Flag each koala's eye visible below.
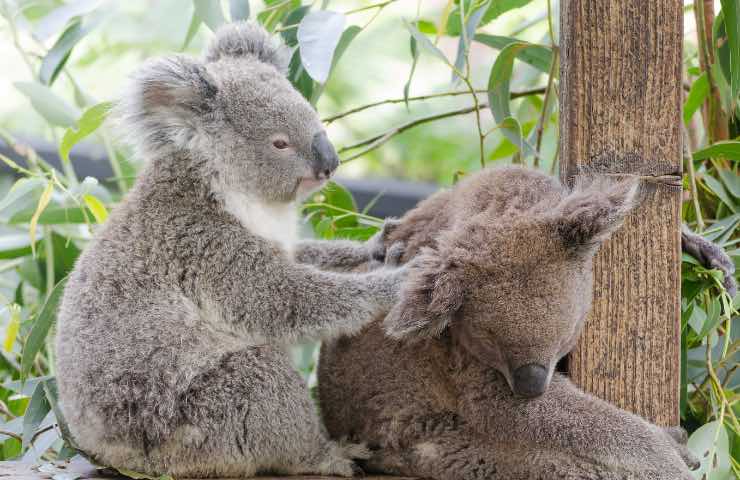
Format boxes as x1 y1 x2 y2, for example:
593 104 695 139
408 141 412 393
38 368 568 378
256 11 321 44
272 139 289 149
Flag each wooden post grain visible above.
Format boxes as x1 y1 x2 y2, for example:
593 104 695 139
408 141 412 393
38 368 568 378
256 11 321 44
559 0 683 426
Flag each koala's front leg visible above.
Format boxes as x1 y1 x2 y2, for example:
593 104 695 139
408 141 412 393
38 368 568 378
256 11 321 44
294 218 404 270
459 372 696 479
198 226 405 342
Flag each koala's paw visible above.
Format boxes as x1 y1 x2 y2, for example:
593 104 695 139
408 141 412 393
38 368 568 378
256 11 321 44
682 228 737 297
337 439 372 461
385 241 406 266
368 218 404 263
660 426 700 471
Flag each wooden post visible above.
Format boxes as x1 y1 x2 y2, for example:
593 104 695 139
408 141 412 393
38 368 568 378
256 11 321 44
559 0 683 426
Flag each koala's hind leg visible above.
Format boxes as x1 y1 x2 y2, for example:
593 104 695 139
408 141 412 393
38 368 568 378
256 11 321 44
169 346 363 478
362 431 644 480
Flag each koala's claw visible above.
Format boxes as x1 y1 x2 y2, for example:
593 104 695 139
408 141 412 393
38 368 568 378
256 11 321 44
369 218 404 263
682 227 737 298
385 241 406 266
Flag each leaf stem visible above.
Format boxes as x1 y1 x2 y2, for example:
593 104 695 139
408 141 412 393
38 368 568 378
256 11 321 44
344 0 398 16
534 49 559 168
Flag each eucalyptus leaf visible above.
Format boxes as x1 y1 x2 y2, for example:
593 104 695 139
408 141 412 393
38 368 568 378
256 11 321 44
474 34 552 73
59 101 113 164
716 168 740 198
39 19 93 86
280 6 310 47
21 277 69 380
447 0 533 36
0 235 38 260
310 25 361 104
687 421 732 480
693 141 740 162
718 0 740 101
182 12 202 51
14 82 78 128
703 174 737 213
9 206 89 225
404 20 450 67
683 73 709 125
194 0 225 31
229 0 250 21
34 0 101 41
297 10 346 83
404 33 420 108
21 383 50 449
452 0 488 83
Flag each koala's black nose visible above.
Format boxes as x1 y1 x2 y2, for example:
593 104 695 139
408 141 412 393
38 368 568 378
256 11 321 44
311 131 339 179
512 363 548 398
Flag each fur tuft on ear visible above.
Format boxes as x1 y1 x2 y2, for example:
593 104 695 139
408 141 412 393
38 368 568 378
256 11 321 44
555 176 639 250
383 248 464 341
113 55 219 159
204 21 290 74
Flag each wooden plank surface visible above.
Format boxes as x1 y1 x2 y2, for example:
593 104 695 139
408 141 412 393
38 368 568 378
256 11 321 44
559 0 683 426
0 459 417 480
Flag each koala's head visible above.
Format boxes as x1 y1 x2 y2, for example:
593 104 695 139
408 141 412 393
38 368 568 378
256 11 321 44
383 177 638 398
117 21 337 203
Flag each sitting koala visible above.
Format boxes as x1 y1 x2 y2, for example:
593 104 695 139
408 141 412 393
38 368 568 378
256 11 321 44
55 22 404 478
319 166 700 479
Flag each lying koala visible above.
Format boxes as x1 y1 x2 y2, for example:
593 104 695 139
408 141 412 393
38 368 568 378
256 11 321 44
319 166 700 480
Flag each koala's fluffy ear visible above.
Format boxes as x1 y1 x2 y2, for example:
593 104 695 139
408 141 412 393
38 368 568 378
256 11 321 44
115 55 219 158
204 21 290 75
555 176 639 250
383 249 464 341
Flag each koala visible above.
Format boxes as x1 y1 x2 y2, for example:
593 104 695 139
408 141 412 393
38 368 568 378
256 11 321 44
319 166 701 480
54 22 405 478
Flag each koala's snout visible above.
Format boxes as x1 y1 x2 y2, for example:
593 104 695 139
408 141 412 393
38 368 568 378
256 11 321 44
512 363 548 398
311 131 339 180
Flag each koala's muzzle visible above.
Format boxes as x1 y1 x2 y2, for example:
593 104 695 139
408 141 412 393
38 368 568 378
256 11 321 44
512 363 548 398
311 131 339 180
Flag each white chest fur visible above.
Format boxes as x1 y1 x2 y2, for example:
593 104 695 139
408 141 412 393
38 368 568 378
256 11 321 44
223 191 298 254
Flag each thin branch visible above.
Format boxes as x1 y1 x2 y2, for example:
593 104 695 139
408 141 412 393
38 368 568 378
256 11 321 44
534 49 559 168
339 103 487 163
344 0 398 15
683 125 705 230
0 429 21 442
323 87 545 124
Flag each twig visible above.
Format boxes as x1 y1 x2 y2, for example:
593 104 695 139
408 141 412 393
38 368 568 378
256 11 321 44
534 49 558 168
323 88 544 124
0 429 21 442
344 0 398 15
339 103 487 163
683 126 705 230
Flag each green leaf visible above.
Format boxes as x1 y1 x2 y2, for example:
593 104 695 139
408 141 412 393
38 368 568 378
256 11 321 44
693 141 740 162
193 0 225 31
82 194 108 223
182 11 202 51
688 421 732 480
487 43 539 157
8 206 88 225
21 382 50 449
303 181 359 234
310 25 361 105
474 34 552 73
404 33 420 109
404 20 450 67
59 101 112 164
288 50 314 101
719 0 740 101
34 0 100 41
0 234 38 260
447 0 533 36
280 6 310 47
297 10 346 83
683 72 709 125
452 1 489 83
21 277 68 380
39 19 93 86
717 168 740 198
0 178 46 223
417 19 437 34
704 174 738 213
229 0 250 21
14 82 78 128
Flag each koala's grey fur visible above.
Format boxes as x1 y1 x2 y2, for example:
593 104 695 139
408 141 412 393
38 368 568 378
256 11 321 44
55 22 405 478
319 166 700 480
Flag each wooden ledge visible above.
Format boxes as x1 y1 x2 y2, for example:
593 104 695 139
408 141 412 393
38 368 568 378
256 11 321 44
0 459 416 480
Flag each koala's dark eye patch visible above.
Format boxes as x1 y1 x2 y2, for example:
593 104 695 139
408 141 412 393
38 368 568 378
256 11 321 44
273 139 289 149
